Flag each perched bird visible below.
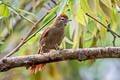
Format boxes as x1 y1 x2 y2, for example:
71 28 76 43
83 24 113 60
30 14 71 73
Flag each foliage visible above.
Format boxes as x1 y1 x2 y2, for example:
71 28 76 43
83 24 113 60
0 0 120 80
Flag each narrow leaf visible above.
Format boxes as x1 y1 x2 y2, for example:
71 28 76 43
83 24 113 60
5 18 10 34
0 4 10 17
15 8 35 17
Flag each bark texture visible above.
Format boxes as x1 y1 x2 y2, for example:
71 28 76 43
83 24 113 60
1 47 120 72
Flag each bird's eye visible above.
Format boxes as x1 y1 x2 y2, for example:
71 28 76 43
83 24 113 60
61 18 65 21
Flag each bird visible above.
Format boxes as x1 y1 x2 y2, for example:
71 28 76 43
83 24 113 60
30 13 71 73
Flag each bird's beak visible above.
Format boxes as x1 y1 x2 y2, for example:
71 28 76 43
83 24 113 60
67 19 72 22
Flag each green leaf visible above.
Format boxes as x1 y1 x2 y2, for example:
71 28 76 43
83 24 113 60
72 24 81 48
64 37 73 44
61 38 66 48
65 25 70 38
80 0 95 17
2 0 12 6
42 0 68 24
0 19 2 26
76 8 86 26
0 36 4 41
111 8 118 31
42 5 59 22
2 0 8 3
0 36 4 45
5 18 10 34
68 0 72 10
69 17 76 39
99 0 112 20
98 17 107 43
101 0 112 9
90 29 99 47
0 41 4 45
0 4 10 17
69 0 79 15
0 1 2 4
26 33 40 45
88 0 96 13
57 0 68 15
42 0 68 23
15 8 35 17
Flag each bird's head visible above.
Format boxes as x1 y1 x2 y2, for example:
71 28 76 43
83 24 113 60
54 14 71 27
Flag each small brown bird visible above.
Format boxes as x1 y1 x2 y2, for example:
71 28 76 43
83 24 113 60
30 14 71 73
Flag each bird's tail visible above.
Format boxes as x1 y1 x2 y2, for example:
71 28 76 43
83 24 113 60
30 64 46 73
30 48 49 73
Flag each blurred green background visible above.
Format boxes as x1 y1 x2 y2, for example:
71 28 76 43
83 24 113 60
1 0 120 80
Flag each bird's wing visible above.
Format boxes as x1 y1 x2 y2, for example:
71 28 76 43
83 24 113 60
40 27 50 41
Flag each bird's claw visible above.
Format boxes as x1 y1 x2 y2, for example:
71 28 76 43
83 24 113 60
55 44 64 54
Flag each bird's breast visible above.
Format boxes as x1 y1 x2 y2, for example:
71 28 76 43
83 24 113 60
41 27 65 49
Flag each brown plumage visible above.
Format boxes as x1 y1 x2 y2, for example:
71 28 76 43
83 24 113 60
30 14 71 73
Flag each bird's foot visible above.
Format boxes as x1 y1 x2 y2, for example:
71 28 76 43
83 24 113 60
55 44 64 54
55 44 60 50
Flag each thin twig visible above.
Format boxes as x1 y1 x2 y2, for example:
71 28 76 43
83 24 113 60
113 35 116 46
86 13 120 46
86 13 120 37
24 15 56 42
6 4 35 24
3 1 33 40
1 0 60 59
51 0 57 5
2 12 50 59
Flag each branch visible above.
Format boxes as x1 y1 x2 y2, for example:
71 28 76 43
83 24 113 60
3 1 33 39
1 47 120 72
4 3 35 24
8 6 35 24
86 13 120 46
3 11 55 59
3 16 43 58
24 15 56 42
2 1 58 58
